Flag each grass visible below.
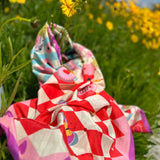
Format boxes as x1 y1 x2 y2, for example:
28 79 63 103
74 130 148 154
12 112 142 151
0 0 160 159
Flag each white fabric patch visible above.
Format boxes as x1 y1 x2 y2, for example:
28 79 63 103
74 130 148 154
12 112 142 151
76 111 102 132
15 120 27 141
69 130 92 155
103 119 115 139
101 134 114 157
28 107 36 119
93 154 104 160
85 95 109 112
37 88 50 105
29 128 68 157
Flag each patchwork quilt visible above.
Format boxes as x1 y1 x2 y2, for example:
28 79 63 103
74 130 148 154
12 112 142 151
0 23 152 160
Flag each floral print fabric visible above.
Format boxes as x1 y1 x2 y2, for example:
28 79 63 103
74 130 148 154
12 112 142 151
0 23 152 160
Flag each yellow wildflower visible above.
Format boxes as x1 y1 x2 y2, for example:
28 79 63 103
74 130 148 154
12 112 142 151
121 1 127 9
158 37 160 45
154 31 160 37
105 2 110 6
60 0 76 17
9 0 16 3
15 15 22 21
113 2 121 10
158 68 160 76
131 34 138 43
148 27 154 35
146 33 152 38
127 20 133 28
17 0 26 4
141 27 148 35
105 0 160 48
16 15 21 19
88 13 94 20
145 41 152 49
135 24 140 30
152 39 159 49
96 17 103 25
59 0 65 3
99 4 103 10
132 16 138 23
142 39 146 44
155 4 160 9
121 10 129 18
106 21 114 30
4 7 10 13
129 2 138 14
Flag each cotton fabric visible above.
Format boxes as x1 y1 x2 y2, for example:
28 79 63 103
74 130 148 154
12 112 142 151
0 23 152 160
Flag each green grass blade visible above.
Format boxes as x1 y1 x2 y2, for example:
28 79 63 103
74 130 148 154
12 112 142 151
7 59 32 77
0 42 2 78
7 72 22 107
7 37 13 60
0 65 8 85
6 46 26 72
2 149 6 160
1 92 6 109
0 16 31 35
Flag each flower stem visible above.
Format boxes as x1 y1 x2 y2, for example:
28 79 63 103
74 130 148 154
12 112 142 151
0 16 31 35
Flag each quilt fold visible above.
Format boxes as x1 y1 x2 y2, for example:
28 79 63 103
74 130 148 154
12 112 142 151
0 23 152 160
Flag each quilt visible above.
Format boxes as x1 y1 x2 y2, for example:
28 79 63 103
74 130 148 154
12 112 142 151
0 23 152 160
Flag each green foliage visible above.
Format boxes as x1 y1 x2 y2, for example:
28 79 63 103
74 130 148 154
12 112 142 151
0 13 34 159
0 0 160 159
0 135 13 160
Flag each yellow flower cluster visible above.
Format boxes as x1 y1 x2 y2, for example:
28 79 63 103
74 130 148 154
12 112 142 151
59 0 86 17
60 0 76 17
9 0 26 4
96 17 103 24
131 34 139 43
158 68 160 76
4 7 10 14
108 0 160 49
106 21 113 31
87 4 114 31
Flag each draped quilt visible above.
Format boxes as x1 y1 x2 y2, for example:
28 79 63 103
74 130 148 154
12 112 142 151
0 23 152 160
